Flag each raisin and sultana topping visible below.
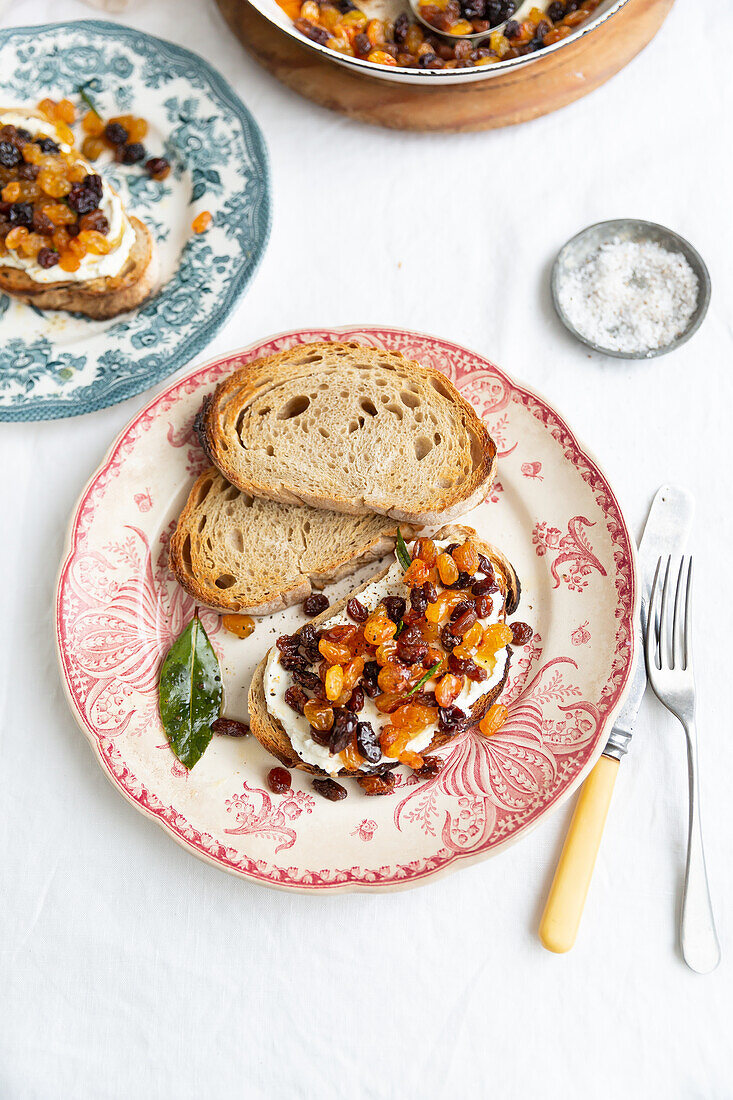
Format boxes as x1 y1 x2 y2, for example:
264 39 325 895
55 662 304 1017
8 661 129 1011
266 535 522 786
278 0 601 70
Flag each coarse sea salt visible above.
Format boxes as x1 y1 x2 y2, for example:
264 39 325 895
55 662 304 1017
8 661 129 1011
557 237 699 355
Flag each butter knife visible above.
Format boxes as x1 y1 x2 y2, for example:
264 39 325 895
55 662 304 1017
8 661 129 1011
539 486 694 953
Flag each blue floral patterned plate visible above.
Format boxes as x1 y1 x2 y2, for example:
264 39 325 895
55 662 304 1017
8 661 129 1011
0 20 271 421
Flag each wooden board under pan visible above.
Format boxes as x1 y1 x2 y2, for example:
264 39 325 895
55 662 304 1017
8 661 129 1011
215 0 674 132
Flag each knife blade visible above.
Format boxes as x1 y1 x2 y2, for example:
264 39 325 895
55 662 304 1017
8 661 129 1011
603 485 695 761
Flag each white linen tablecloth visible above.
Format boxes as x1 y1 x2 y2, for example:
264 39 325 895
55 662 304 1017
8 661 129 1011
1 1 731 1096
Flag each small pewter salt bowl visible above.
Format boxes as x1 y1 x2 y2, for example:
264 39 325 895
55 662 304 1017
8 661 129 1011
551 218 712 360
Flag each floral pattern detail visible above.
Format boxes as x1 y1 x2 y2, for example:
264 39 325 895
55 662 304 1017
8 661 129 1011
225 782 315 853
572 621 591 645
56 326 637 891
533 516 607 591
0 20 270 422
352 819 378 841
134 489 153 513
521 461 543 480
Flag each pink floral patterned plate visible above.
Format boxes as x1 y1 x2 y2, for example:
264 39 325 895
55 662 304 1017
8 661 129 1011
55 326 638 892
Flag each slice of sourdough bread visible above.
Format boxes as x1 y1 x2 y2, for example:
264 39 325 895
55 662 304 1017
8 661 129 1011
0 216 157 319
195 342 497 527
169 466 420 615
248 527 519 778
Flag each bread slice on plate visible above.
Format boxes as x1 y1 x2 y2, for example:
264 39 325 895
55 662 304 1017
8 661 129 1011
195 341 497 527
248 527 520 779
169 466 420 615
0 216 157 319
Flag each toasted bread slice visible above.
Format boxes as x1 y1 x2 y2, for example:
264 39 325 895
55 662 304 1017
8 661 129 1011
0 216 157 319
196 342 497 527
248 527 519 778
169 466 421 615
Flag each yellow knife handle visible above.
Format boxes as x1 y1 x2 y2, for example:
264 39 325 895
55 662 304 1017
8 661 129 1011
539 754 620 954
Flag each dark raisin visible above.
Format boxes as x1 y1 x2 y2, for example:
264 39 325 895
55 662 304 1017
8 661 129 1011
362 661 381 698
472 577 496 596
337 0 357 10
276 633 300 653
448 653 471 675
292 669 326 697
16 128 32 143
67 185 100 215
353 32 371 55
294 17 330 44
547 0 565 16
36 247 59 269
346 686 365 713
453 609 478 637
346 597 368 623
441 625 461 651
423 582 438 604
474 594 493 618
450 600 474 623
309 726 331 747
32 208 54 234
268 767 291 794
279 652 307 672
411 689 438 707
329 708 357 754
83 173 104 200
9 203 33 228
312 777 347 801
413 755 443 780
284 685 308 714
357 772 395 795
104 121 128 145
510 621 533 646
0 140 21 168
79 209 109 234
394 11 409 42
118 141 146 165
409 586 428 618
303 592 329 616
418 53 438 67
298 625 321 664
145 156 171 181
17 161 39 180
356 720 382 764
396 630 428 666
465 660 488 683
438 705 467 732
504 17 520 36
211 717 250 737
383 596 406 623
34 136 60 154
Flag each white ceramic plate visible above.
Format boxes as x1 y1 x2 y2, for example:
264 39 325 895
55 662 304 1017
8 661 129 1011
247 0 628 85
56 325 638 892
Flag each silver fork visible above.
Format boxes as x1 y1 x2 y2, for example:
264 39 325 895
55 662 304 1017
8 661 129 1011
644 556 721 973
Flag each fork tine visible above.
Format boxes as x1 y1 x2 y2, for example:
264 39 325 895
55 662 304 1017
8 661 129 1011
672 557 686 669
683 557 693 669
659 555 673 669
646 557 662 671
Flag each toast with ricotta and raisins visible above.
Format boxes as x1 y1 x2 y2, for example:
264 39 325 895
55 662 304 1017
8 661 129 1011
248 527 520 781
195 342 497 527
169 466 420 615
0 108 157 318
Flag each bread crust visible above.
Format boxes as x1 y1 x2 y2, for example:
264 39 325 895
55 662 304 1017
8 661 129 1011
248 529 518 779
197 342 498 527
0 216 157 318
169 466 420 616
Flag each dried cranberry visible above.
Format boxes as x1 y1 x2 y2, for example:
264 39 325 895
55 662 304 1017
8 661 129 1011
284 685 308 714
268 767 291 794
36 247 59 269
104 121 128 146
413 755 443 780
211 717 250 737
453 609 478 637
510 621 533 646
438 705 466 732
303 592 329 616
383 595 406 623
346 686 365 713
346 597 368 623
356 721 382 763
9 203 33 228
0 140 21 168
145 156 171 180
357 772 395 795
292 669 326 697
34 136 60 154
329 708 357 754
312 777 347 801
118 141 146 165
409 587 428 618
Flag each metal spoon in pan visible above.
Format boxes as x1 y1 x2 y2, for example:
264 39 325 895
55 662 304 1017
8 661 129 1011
408 0 536 44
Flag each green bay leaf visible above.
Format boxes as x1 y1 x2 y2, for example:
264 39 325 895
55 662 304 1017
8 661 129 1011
158 614 222 769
